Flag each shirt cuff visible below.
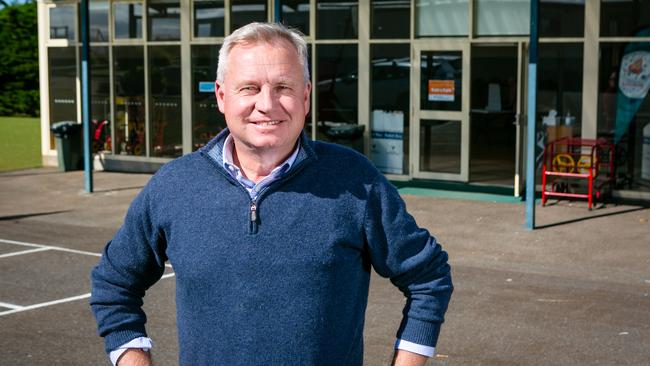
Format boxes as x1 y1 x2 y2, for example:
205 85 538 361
109 337 153 366
395 338 436 357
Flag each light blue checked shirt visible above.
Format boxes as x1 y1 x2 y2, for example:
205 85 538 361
221 134 300 199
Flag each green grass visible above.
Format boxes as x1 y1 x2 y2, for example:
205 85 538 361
0 116 42 172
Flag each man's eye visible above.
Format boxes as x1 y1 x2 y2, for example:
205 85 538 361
240 86 258 93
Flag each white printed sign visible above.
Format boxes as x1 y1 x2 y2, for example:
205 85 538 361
371 110 404 174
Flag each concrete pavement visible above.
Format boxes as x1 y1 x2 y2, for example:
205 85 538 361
0 168 648 365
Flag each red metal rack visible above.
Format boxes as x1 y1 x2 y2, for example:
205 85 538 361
541 138 615 209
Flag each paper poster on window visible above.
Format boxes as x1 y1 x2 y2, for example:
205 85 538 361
428 80 455 102
371 110 404 175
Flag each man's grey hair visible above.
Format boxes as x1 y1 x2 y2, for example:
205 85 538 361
217 22 310 83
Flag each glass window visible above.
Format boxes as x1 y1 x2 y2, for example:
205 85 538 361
90 1 109 42
114 2 143 39
537 43 583 153
597 42 650 192
113 46 145 156
420 120 461 174
49 5 76 41
280 0 310 36
470 45 518 185
192 45 226 150
316 44 361 151
48 47 78 149
370 44 410 174
148 0 181 41
475 0 529 36
316 0 358 39
420 51 463 112
415 0 468 37
371 0 409 39
194 0 225 38
149 46 182 157
600 0 650 37
230 0 267 32
539 0 584 38
89 46 112 152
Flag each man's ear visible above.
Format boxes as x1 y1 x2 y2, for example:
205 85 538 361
215 81 225 113
303 81 312 116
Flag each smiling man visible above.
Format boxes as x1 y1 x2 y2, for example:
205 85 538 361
90 22 452 366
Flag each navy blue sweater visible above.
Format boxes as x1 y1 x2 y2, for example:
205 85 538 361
90 131 453 365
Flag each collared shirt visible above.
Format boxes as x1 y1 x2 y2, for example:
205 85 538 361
108 134 434 364
221 134 300 200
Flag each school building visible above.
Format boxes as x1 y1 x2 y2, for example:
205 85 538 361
38 0 650 199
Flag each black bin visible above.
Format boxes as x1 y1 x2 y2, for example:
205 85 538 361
51 121 83 171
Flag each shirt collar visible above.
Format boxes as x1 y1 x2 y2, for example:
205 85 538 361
221 134 301 180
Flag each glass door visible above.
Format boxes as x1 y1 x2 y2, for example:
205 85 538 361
468 44 519 188
412 43 470 181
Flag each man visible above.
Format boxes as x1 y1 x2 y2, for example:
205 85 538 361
91 22 452 366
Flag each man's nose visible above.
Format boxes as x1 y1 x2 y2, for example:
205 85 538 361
255 86 275 113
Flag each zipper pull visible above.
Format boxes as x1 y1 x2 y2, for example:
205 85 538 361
250 201 257 222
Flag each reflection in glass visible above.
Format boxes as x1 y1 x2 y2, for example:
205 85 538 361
370 44 410 174
148 0 181 41
194 0 225 37
597 42 650 192
371 0 409 39
475 0 529 36
48 47 77 149
149 46 182 157
470 45 518 186
600 1 650 37
539 0 584 37
420 51 463 112
90 1 109 42
420 120 461 174
316 0 358 39
113 46 145 156
192 45 226 150
231 0 267 32
49 5 76 41
537 44 583 138
415 0 467 37
280 0 310 36
114 3 143 39
316 44 361 151
89 46 112 152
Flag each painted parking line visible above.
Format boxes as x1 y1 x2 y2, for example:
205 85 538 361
0 273 176 317
0 301 24 310
0 247 50 259
0 238 173 268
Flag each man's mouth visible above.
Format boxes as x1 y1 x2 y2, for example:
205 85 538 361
253 120 282 126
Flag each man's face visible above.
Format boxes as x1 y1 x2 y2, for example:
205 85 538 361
216 39 311 157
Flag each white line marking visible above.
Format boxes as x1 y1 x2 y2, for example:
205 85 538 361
0 247 51 258
0 293 91 317
0 301 24 310
0 238 173 268
0 238 102 257
0 273 176 317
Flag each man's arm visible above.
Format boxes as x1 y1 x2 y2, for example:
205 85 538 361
392 349 429 366
90 184 167 356
363 174 453 352
117 349 152 366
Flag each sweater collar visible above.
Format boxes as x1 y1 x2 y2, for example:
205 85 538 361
200 128 316 174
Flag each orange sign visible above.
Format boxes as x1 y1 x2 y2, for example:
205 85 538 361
428 80 455 102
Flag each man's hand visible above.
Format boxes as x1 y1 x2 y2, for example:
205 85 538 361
391 349 429 366
117 349 153 366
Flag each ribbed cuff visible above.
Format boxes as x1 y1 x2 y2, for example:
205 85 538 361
396 317 441 347
104 329 148 354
